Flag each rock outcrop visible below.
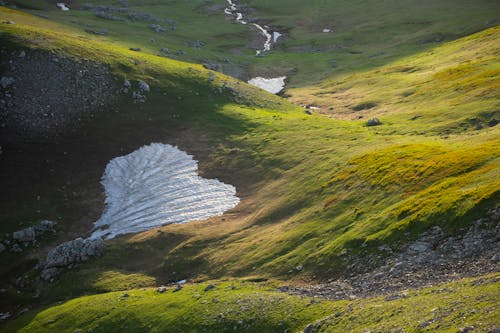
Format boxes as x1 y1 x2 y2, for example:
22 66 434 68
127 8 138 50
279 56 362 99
11 220 57 243
41 237 105 280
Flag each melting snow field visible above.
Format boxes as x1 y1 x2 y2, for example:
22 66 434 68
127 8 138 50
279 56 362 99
248 76 287 94
91 143 240 240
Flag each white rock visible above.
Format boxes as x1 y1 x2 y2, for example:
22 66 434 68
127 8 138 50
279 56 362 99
91 143 240 239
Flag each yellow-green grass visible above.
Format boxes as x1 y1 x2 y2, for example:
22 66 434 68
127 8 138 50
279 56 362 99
0 6 498 313
4 274 499 333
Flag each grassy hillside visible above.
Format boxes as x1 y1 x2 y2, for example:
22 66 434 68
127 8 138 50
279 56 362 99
4 274 499 332
0 2 499 331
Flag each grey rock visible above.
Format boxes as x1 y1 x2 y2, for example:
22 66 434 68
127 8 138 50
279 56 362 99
40 267 59 281
18 50 26 58
44 237 104 269
0 312 11 321
138 80 150 92
10 243 22 252
132 91 146 103
366 118 382 126
0 76 15 89
0 243 5 253
149 24 165 33
35 220 57 234
129 47 141 52
12 227 36 242
204 284 216 292
157 286 167 293
304 324 314 333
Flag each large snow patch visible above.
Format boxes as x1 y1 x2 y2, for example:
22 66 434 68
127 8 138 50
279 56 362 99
91 143 239 240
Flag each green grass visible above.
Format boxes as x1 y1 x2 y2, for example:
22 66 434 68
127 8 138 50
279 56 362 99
0 4 499 331
4 274 499 332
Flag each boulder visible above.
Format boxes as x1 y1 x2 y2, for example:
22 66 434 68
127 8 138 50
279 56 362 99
35 220 57 234
12 227 36 242
44 237 104 269
366 118 382 126
138 80 150 92
157 286 168 293
0 76 15 89
204 284 216 292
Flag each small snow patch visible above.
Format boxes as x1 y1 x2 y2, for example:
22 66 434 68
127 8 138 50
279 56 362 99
56 3 70 11
248 76 286 94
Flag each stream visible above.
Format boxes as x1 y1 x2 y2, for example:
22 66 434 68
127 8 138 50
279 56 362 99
224 0 286 94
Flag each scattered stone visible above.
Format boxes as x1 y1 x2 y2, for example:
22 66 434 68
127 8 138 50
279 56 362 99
35 220 57 234
85 29 109 36
40 267 59 281
12 227 36 242
366 118 382 126
149 24 165 33
10 243 22 252
157 286 168 293
0 312 11 321
0 76 15 89
138 80 150 92
132 91 146 103
204 284 216 292
304 323 314 333
488 119 498 127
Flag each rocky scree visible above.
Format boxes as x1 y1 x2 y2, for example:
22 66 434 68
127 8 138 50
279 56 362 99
285 208 500 300
0 49 119 142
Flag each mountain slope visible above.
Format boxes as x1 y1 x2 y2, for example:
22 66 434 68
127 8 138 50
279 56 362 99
0 3 499 332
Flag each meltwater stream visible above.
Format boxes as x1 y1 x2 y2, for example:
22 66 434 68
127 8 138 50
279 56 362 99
224 0 279 56
224 0 287 94
91 143 240 240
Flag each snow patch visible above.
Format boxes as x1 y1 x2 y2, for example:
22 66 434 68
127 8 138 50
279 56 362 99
91 143 240 240
248 76 286 94
56 3 70 11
